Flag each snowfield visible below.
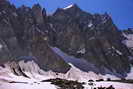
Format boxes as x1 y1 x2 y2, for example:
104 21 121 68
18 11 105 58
0 73 58 89
0 47 133 89
0 82 57 89
95 82 133 89
0 64 133 89
0 73 133 89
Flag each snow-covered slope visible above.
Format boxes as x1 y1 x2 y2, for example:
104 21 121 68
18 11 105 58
0 52 133 89
126 67 133 79
51 47 98 72
0 47 132 83
123 33 133 48
51 47 121 80
0 71 133 89
0 67 133 89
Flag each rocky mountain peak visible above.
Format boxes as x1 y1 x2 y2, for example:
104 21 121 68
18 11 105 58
32 4 46 24
53 4 89 18
18 5 31 12
0 1 132 77
48 3 131 76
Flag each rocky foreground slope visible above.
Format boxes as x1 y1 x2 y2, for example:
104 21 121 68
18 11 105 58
0 0 133 86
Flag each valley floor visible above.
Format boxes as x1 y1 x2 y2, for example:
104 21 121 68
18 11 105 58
0 82 57 89
0 75 58 89
0 74 133 89
84 82 133 89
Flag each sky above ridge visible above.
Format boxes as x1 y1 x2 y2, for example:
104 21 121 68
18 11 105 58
9 0 133 29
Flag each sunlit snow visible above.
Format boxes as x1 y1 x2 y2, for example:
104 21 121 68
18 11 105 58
63 4 74 10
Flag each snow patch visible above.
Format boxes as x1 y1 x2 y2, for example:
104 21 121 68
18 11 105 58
122 33 133 48
126 67 133 79
115 49 122 55
63 4 74 10
112 46 122 55
88 22 93 28
77 48 86 54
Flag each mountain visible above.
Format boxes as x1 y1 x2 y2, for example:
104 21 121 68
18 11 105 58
0 0 70 73
0 0 133 82
48 4 131 76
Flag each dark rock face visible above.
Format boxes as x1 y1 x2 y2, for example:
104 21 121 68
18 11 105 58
42 78 84 89
48 5 131 76
0 1 132 77
0 0 70 73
